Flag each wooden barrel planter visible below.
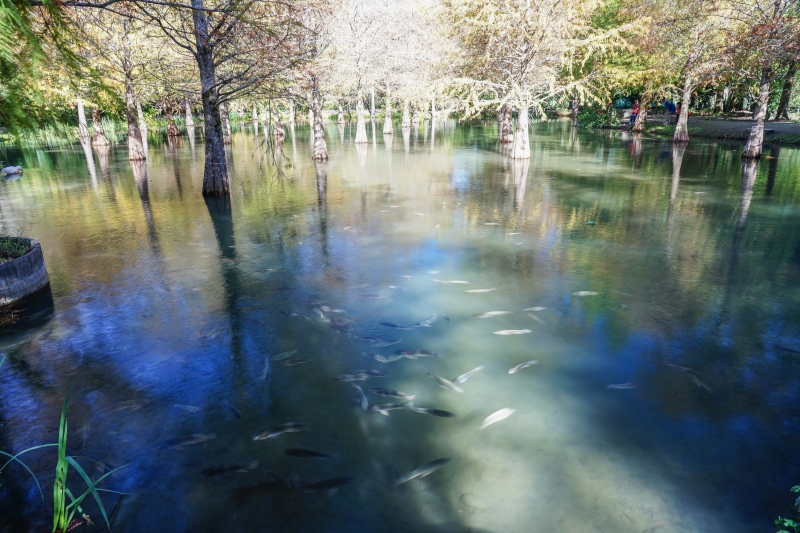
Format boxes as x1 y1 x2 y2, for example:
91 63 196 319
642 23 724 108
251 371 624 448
0 238 50 307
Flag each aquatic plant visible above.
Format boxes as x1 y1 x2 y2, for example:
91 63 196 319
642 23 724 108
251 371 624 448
776 485 800 533
0 236 31 263
578 106 619 128
0 385 126 532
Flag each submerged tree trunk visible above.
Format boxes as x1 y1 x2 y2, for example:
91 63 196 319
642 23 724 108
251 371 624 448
355 90 368 143
91 106 111 147
383 84 393 135
185 98 195 127
166 113 181 136
775 61 796 120
135 97 148 157
337 103 345 124
289 99 295 124
122 28 146 161
311 76 328 161
273 106 285 137
262 106 269 125
499 103 514 143
510 101 530 160
411 105 419 125
402 99 410 128
219 101 232 145
673 73 693 143
252 103 258 122
191 0 228 196
743 66 773 159
77 96 90 141
632 100 647 132
370 87 376 120
431 97 436 119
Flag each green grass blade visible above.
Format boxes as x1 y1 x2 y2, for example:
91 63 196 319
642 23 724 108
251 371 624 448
0 443 57 472
0 448 52 501
65 458 127 530
53 384 74 533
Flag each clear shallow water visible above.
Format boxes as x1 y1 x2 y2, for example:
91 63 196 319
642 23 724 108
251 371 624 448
1 120 800 532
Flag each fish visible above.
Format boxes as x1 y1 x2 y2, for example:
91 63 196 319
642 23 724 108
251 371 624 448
493 330 531 335
312 307 326 319
607 382 638 389
434 224 441 229
427 271 440 274
527 313 544 324
388 285 405 290
452 366 484 384
441 315 450 323
278 358 311 367
572 291 599 296
300 476 353 494
362 294 388 299
470 311 512 319
321 306 346 313
465 288 497 293
266 469 293 488
394 458 451 486
406 405 455 418
484 222 499 225
351 383 369 410
691 375 711 391
507 232 520 235
363 353 390 363
431 278 447 283
253 423 308 441
354 369 389 377
400 276 412 281
413 212 425 216
508 360 538 374
285 448 330 459
334 374 369 382
425 369 464 392
200 461 258 477
415 314 437 327
394 349 440 358
154 433 216 450
370 388 416 400
280 311 310 320
272 349 298 361
174 404 202 413
380 321 411 330
447 280 470 284
522 307 546 312
479 408 516 430
224 400 242 419
369 402 410 415
373 339 401 347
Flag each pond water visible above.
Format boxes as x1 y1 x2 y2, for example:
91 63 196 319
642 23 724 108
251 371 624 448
1 120 800 533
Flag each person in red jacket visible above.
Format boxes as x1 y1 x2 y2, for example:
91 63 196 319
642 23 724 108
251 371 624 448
629 100 640 126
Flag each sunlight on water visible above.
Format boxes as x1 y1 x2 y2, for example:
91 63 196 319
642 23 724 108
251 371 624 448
1 120 799 532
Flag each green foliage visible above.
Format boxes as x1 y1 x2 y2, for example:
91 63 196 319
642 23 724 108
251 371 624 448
0 236 30 263
776 485 800 533
772 134 800 145
578 105 619 128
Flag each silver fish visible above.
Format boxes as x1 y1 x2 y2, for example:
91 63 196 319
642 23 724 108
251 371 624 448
484 222 499 225
272 349 298 362
155 433 216 450
452 366 484 384
522 307 546 312
369 401 409 413
415 314 437 327
354 369 389 377
470 311 512 319
493 329 531 335
253 423 308 441
465 288 497 293
370 388 416 400
479 408 516 430
406 405 455 417
351 383 369 410
401 276 412 281
174 404 202 413
373 339 401 347
425 369 464 393
334 374 369 382
363 353 404 363
572 291 599 296
507 232 520 235
278 358 311 367
321 306 345 313
607 382 638 389
526 313 544 324
312 308 326 319
508 360 538 374
394 349 440 358
394 458 451 486
447 280 470 284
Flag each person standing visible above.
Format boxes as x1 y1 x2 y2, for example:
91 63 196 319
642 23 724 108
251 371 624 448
629 100 640 126
664 100 676 125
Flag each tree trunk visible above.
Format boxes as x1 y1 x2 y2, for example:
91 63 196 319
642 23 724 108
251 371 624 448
337 103 345 124
673 73 693 143
402 99 410 128
273 106 285 137
185 98 195 127
632 100 647 132
775 61 796 120
743 66 772 159
122 30 146 161
431 97 436 119
135 96 148 156
411 106 419 125
311 75 328 161
355 89 367 143
166 113 181 136
510 101 530 160
219 101 232 145
289 99 295 124
262 105 269 125
499 103 514 143
252 103 258 121
91 106 110 147
77 96 90 140
370 87 376 120
383 84 393 134
191 0 229 196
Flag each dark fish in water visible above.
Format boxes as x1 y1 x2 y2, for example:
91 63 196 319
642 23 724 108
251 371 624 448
280 311 310 321
415 314 437 327
370 388 415 400
266 469 293 488
394 458 451 486
331 324 353 335
380 321 411 330
607 382 638 390
394 349 440 358
441 315 450 323
300 476 353 494
200 461 258 477
425 369 464 393
154 433 216 450
253 422 308 441
278 358 311 367
351 383 370 410
272 349 298 361
406 405 455 418
354 369 388 377
508 360 538 374
224 400 242 419
285 448 330 459
452 366 484 384
334 374 369 382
